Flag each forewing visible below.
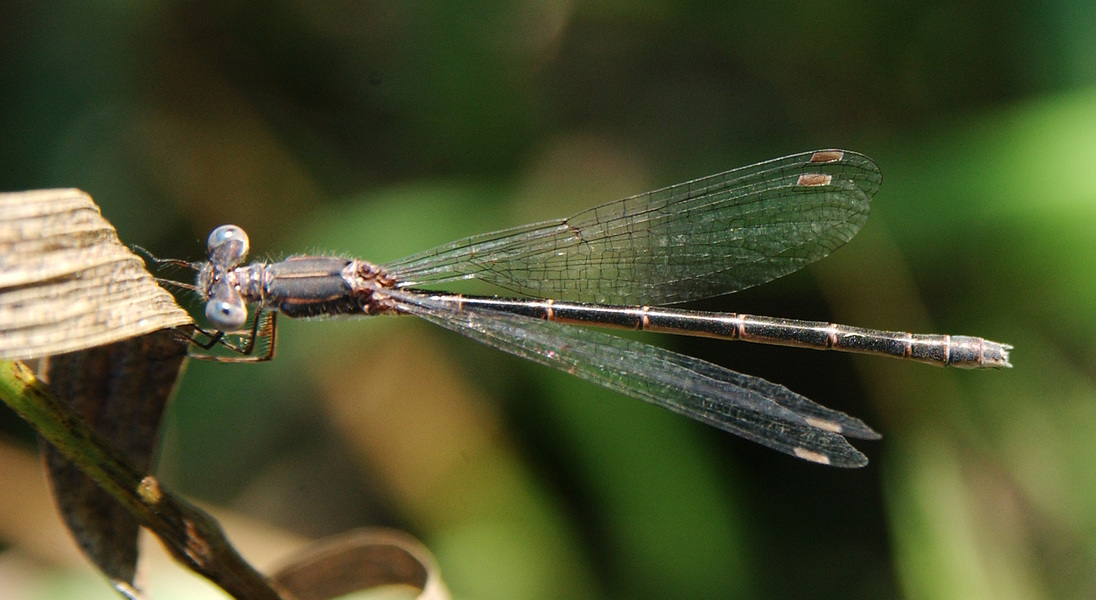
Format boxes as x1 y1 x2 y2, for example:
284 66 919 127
385 150 879 305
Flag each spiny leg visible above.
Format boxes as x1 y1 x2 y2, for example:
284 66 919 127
179 310 278 363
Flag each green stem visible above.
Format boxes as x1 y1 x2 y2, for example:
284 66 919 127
0 360 285 600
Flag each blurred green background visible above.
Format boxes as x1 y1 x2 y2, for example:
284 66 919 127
1 1 1095 599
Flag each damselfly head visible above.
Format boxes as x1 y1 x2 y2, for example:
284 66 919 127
197 224 252 330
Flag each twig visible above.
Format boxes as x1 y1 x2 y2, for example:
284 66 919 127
0 359 285 600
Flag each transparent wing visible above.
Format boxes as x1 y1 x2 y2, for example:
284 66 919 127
389 289 878 467
384 150 880 305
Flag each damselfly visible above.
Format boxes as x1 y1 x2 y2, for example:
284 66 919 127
162 150 1011 467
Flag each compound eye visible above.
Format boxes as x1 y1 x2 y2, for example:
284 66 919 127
207 224 250 266
205 295 248 330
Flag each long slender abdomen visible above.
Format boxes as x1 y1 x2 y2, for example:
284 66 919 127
427 294 1012 369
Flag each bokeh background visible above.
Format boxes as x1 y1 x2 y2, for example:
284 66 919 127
2 2 1095 599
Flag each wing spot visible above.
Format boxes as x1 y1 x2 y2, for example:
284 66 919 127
806 417 843 434
797 173 832 187
809 150 844 163
794 447 832 465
